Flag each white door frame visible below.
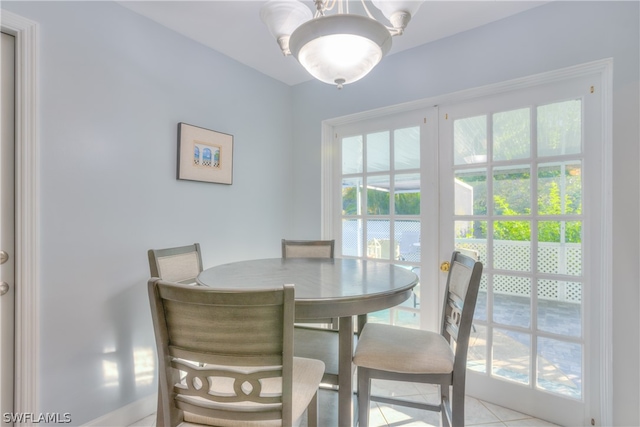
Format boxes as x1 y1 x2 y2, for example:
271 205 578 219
321 59 613 425
0 10 38 417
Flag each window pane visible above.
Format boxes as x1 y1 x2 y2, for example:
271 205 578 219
493 221 531 272
394 173 420 215
538 162 582 215
537 337 582 399
538 221 582 276
493 166 531 215
395 220 420 262
537 280 582 337
342 135 363 174
368 309 390 324
367 131 389 172
367 175 390 215
493 275 531 328
468 323 487 373
456 220 486 260
473 275 488 322
492 328 531 385
454 115 487 165
342 219 363 257
538 99 582 157
395 126 420 170
342 177 362 216
493 107 530 161
366 220 391 259
455 169 487 216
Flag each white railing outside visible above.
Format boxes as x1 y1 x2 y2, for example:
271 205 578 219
457 238 582 304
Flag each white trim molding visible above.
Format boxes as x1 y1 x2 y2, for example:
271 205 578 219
1 9 39 420
597 58 614 427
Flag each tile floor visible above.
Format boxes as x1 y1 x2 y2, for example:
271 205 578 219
129 380 561 427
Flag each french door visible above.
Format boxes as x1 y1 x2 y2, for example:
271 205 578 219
327 67 608 426
438 73 604 426
332 108 441 332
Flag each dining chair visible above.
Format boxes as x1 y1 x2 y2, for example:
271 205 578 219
147 243 203 285
281 239 335 259
148 278 325 427
281 239 338 331
353 251 483 427
282 238 365 390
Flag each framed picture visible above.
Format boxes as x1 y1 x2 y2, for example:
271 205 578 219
177 122 233 184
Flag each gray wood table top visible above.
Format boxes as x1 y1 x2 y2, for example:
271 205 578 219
196 257 420 320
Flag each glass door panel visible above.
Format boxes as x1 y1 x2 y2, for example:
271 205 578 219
336 112 430 330
440 73 601 426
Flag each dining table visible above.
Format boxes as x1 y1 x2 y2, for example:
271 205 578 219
196 257 419 427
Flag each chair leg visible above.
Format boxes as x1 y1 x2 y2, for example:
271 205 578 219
451 386 465 427
357 367 371 427
307 390 319 427
440 384 451 427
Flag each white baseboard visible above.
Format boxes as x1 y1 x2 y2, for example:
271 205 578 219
83 394 156 427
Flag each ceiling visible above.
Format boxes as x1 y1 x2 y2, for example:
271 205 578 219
117 1 547 86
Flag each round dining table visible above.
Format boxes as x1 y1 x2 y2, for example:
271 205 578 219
197 257 419 427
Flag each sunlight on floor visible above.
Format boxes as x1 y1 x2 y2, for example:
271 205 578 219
129 380 562 427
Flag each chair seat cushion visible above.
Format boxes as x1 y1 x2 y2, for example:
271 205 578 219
353 323 454 374
181 357 325 427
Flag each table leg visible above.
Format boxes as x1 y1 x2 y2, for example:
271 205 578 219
338 315 354 427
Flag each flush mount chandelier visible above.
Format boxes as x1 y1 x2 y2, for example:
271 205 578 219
260 0 424 89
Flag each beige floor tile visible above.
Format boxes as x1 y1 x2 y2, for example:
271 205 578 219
503 418 562 427
465 397 502 425
480 401 533 422
128 393 558 427
376 401 441 427
369 402 391 427
371 379 425 402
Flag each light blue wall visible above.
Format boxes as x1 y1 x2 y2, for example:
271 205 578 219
2 1 294 424
290 1 639 425
1 0 638 425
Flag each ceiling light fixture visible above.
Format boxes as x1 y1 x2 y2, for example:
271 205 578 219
260 0 424 89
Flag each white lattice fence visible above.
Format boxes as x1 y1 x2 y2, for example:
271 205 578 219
456 239 582 303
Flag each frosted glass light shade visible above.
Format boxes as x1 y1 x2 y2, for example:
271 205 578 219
371 0 424 30
260 0 313 53
289 14 392 88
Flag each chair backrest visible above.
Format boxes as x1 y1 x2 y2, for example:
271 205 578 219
440 251 483 373
148 243 203 284
148 278 296 426
281 239 335 259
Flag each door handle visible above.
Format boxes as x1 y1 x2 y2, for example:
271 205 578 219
0 250 7 265
440 261 450 272
0 282 9 296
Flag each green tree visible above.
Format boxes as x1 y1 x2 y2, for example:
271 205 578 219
395 193 420 215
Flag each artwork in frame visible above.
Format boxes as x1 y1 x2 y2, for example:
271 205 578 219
177 122 233 184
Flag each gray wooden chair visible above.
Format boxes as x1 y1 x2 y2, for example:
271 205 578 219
148 278 325 427
282 239 365 389
281 239 335 259
353 251 483 427
282 239 337 330
148 243 203 285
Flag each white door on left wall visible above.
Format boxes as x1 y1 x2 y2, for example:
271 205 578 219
0 31 16 424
